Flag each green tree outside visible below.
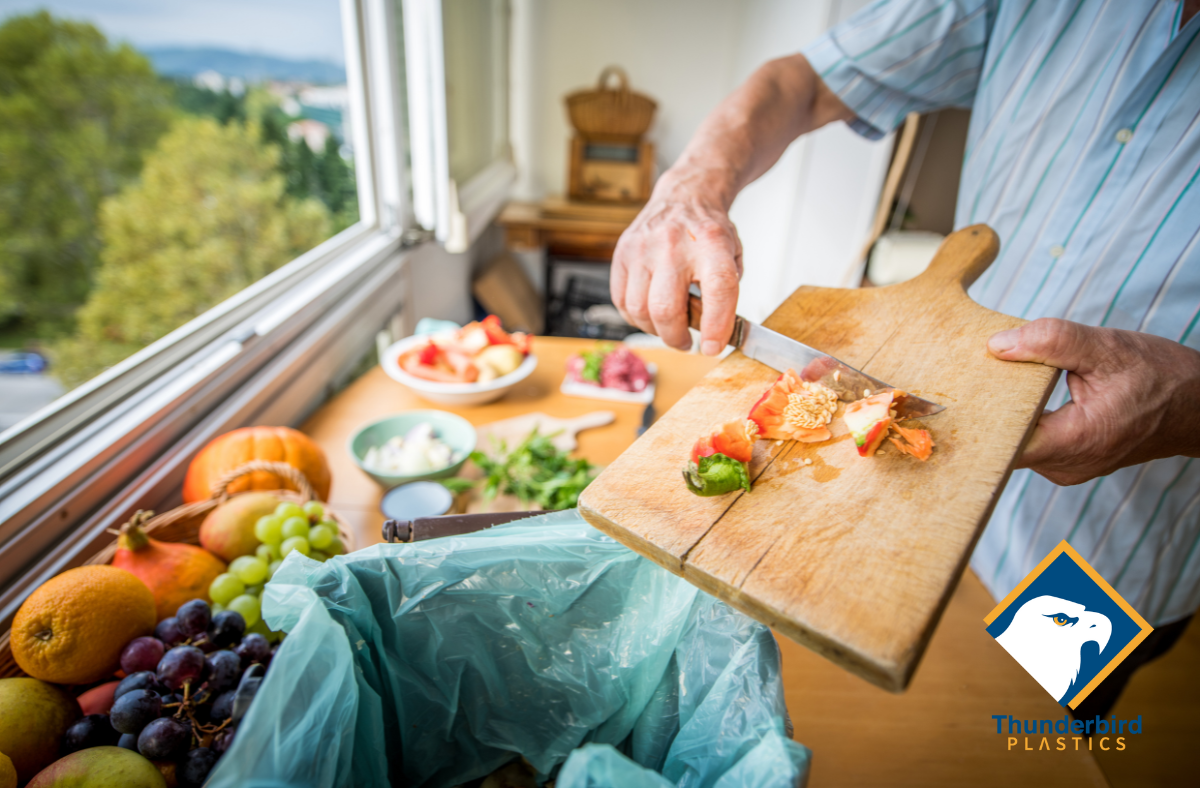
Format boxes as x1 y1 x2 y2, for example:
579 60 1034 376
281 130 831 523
52 117 331 386
173 82 359 232
0 12 172 335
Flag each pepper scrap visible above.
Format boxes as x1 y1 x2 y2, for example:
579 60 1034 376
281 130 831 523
842 390 899 457
748 369 839 443
889 423 934 461
684 419 758 496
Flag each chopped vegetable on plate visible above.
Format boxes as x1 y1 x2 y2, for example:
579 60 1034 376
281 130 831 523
566 344 651 392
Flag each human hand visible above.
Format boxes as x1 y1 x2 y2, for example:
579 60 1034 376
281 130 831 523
987 318 1200 486
611 170 743 355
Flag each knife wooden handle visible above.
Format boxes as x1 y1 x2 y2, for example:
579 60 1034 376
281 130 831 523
687 284 743 348
687 291 704 333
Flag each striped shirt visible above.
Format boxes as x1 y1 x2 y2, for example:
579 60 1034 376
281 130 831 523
803 0 1200 625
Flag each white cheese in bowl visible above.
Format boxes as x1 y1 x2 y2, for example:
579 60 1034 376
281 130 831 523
363 423 462 475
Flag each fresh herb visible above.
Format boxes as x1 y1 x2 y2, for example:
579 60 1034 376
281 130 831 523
579 343 613 383
470 428 599 510
439 477 477 495
683 453 751 496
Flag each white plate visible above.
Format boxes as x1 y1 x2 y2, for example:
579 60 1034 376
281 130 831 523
381 335 537 407
560 363 656 404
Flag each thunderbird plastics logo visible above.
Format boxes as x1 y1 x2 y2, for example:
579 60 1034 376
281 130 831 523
984 541 1153 709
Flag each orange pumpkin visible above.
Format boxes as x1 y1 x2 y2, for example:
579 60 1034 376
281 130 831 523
182 426 332 503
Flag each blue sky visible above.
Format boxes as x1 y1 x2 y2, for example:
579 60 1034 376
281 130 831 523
0 0 346 63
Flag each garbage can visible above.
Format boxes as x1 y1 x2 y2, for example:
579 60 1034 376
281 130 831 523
207 510 811 788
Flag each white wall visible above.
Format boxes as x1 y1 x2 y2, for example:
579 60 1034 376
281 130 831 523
510 0 891 323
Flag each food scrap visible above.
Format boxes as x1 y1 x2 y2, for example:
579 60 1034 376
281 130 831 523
566 343 652 392
683 419 757 496
748 369 838 442
842 390 899 457
399 315 531 384
683 371 936 496
889 423 934 461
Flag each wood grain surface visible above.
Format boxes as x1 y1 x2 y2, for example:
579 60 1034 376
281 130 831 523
579 225 1061 692
476 411 616 453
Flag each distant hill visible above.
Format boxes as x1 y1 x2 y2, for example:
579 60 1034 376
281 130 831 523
142 46 345 85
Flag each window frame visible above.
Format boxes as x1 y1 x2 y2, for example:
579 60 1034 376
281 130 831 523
402 0 515 252
0 0 419 627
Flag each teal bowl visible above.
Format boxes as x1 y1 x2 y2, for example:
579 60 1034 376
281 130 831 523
348 410 476 489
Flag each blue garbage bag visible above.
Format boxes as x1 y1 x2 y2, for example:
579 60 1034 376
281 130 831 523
207 510 811 788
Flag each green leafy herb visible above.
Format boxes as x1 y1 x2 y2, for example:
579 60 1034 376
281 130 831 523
683 453 751 497
472 428 599 510
439 477 477 495
579 343 614 383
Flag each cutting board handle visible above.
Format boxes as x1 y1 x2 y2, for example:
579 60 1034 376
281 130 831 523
907 224 1000 294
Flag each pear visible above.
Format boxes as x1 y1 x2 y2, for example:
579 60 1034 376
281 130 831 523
199 492 279 561
0 678 81 783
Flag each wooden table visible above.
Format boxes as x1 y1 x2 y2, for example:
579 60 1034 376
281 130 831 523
301 337 713 547
300 335 1108 787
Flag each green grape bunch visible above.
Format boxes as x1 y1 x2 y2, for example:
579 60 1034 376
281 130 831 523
210 498 346 643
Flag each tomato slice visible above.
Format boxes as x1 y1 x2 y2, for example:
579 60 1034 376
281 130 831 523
417 342 440 366
480 314 515 345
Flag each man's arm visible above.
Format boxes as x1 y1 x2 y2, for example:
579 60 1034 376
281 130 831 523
611 54 854 354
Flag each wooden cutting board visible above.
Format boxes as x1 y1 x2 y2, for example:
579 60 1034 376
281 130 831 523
476 411 616 453
578 225 1059 692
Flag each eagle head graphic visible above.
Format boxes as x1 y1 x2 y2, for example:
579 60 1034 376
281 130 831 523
995 595 1112 702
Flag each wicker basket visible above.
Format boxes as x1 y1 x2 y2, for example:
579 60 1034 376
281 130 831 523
565 66 657 142
0 461 353 680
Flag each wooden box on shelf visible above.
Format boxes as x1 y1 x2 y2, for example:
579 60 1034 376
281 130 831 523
567 136 654 204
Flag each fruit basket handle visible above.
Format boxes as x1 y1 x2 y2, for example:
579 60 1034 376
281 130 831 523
210 460 317 502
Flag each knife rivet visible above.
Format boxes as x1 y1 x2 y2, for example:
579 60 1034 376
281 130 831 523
864 388 871 397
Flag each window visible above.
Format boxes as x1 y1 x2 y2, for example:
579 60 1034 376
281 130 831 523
402 0 514 251
0 0 516 626
443 0 511 185
0 0 527 628
0 2 363 418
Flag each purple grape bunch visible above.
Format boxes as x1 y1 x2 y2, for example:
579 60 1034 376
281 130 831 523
61 597 279 787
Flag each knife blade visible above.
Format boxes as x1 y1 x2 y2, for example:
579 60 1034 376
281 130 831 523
637 402 655 436
686 286 943 419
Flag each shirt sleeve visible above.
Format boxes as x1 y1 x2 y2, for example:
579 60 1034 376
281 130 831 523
802 0 997 140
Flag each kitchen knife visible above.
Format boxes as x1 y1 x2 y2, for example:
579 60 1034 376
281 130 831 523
637 402 655 436
686 286 943 419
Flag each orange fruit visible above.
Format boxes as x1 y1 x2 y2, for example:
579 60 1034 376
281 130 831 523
11 566 156 684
